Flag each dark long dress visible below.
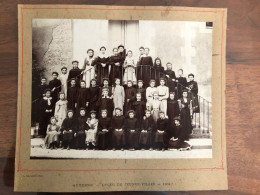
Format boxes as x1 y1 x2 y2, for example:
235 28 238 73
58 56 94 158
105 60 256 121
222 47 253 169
96 97 114 118
155 118 169 148
176 76 187 99
167 99 180 138
32 84 49 123
96 117 111 150
179 98 193 140
132 100 146 123
94 56 110 86
111 115 126 148
67 86 78 111
124 87 136 116
187 80 200 113
75 115 88 149
109 55 123 84
88 85 100 115
48 79 62 104
76 88 90 116
125 118 140 149
168 125 191 150
152 65 164 86
139 116 155 146
68 68 82 88
38 97 54 137
164 70 176 93
139 56 153 87
60 117 77 148
136 87 146 101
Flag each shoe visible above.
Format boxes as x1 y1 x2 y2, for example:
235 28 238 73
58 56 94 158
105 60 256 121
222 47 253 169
67 146 70 150
121 148 124 151
113 148 116 151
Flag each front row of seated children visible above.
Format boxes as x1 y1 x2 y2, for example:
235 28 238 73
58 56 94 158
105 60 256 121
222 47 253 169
44 107 191 151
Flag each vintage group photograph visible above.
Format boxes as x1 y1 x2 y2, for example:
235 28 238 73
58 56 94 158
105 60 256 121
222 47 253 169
30 19 213 159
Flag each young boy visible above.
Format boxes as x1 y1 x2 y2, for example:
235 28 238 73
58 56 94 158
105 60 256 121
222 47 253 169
97 88 114 118
176 69 187 99
139 48 153 87
75 108 87 149
139 110 155 150
168 116 191 151
125 110 140 150
49 72 62 104
59 67 68 98
89 79 100 114
164 62 176 93
154 111 169 151
54 92 68 127
123 50 137 85
67 79 78 112
68 60 82 88
96 109 111 150
38 77 49 99
113 78 125 114
60 110 77 150
39 89 54 137
111 107 126 150
99 78 113 98
85 110 99 150
150 92 161 123
136 80 146 101
187 73 200 113
157 78 169 117
124 80 136 116
146 80 158 110
132 93 146 123
76 80 90 116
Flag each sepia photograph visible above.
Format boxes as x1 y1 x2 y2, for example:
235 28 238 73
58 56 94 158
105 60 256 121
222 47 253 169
30 18 213 159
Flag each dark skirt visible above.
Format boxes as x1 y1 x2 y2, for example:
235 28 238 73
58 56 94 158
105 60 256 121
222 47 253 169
96 131 110 150
39 112 52 137
62 131 74 142
168 139 191 150
127 130 139 149
112 130 126 148
75 130 86 149
180 108 193 139
139 131 152 145
154 131 168 146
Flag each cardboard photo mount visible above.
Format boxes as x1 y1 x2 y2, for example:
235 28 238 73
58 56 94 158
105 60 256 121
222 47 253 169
15 4 227 192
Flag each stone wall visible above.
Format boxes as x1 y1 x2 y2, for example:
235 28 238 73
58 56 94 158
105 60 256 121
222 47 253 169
32 19 73 83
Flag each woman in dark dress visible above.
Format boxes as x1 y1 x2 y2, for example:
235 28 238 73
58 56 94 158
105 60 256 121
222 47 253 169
164 62 176 93
88 79 100 115
187 73 200 113
96 109 111 150
109 48 123 85
176 69 187 99
38 89 54 137
168 116 191 150
67 60 83 88
94 46 110 86
152 57 164 86
178 90 193 140
60 110 77 150
138 48 153 87
111 108 126 150
48 72 62 105
75 108 88 149
154 111 169 150
125 110 140 150
67 79 78 111
139 110 155 150
76 80 90 116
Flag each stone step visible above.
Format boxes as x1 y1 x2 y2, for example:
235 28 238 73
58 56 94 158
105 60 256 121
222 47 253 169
31 138 212 150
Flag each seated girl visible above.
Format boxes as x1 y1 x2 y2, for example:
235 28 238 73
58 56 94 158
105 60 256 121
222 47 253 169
85 110 99 150
168 116 192 151
44 116 61 149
